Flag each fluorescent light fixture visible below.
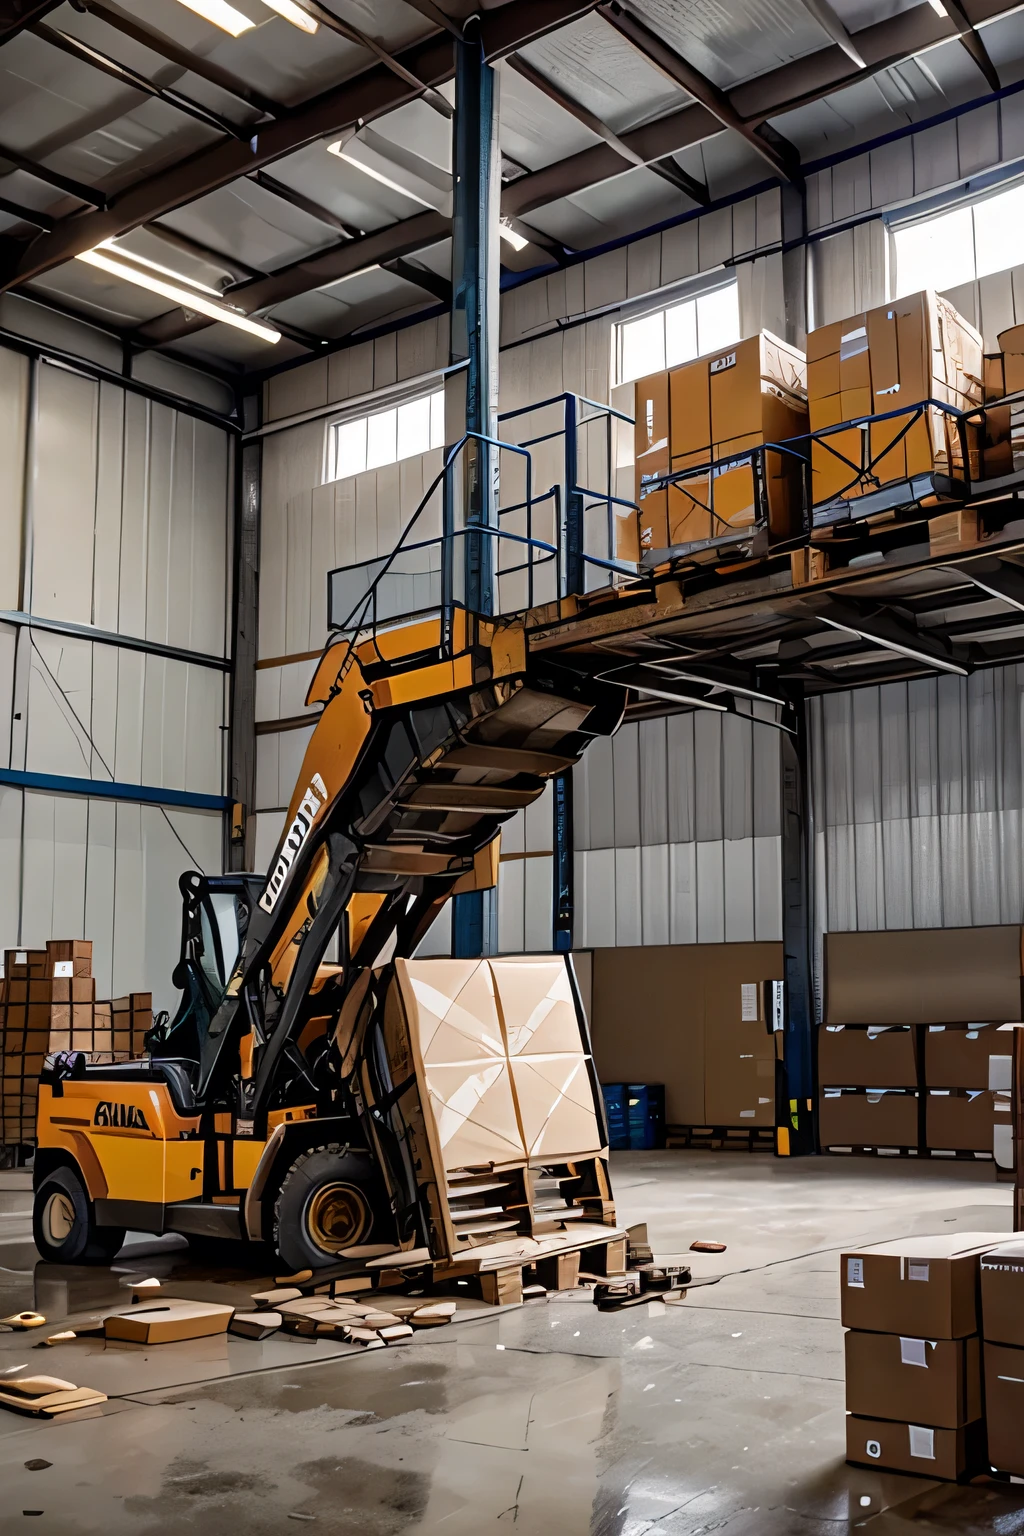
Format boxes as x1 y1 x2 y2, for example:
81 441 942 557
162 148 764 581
98 240 224 298
817 614 966 675
499 218 529 252
260 0 317 30
76 248 281 344
174 0 254 35
927 0 946 13
327 141 436 208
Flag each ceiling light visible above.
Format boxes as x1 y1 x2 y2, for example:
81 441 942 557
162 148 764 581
260 0 318 31
76 248 281 344
499 219 529 253
98 240 225 297
173 0 254 36
926 0 947 14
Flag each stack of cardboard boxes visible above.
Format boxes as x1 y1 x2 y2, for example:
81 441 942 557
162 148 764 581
979 1238 1024 1477
0 940 152 1146
807 291 984 512
633 331 807 558
843 1234 1001 1480
819 1025 920 1152
982 323 1024 480
925 1024 1014 1161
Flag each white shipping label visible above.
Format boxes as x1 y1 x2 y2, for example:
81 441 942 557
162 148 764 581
989 1055 1012 1092
900 1337 928 1367
908 1426 935 1461
908 1262 930 1283
52 961 73 978
739 1109 755 1118
740 983 759 1022
847 1258 865 1288
15 951 26 965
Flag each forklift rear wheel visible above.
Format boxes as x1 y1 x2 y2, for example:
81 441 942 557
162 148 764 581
274 1145 375 1271
32 1165 126 1265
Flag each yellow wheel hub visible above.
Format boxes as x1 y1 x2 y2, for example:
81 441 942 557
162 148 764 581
44 1191 76 1245
305 1182 370 1253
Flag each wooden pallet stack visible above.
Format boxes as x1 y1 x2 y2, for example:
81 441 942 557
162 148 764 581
1 939 152 1147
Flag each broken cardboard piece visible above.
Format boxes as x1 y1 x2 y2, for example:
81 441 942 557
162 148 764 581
104 1300 234 1345
1 1312 46 1330
690 1241 727 1254
230 1312 282 1340
252 1288 303 1308
0 1376 107 1418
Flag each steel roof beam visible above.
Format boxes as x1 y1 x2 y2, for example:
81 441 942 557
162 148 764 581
0 142 106 208
812 595 969 675
940 0 1001 94
796 0 866 68
294 0 454 119
0 0 592 294
0 0 58 44
247 170 363 238
598 0 802 184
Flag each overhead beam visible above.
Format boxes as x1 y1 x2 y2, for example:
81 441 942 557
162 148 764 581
812 595 969 675
598 0 801 184
132 208 450 346
0 143 106 209
939 558 1024 612
143 221 265 283
0 0 58 44
382 254 452 304
940 0 1001 94
0 194 53 230
294 0 454 119
398 0 461 37
247 170 363 238
796 0 866 68
79 0 284 119
507 52 708 204
0 0 592 294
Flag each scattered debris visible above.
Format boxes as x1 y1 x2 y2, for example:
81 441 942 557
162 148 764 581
690 1241 727 1253
119 1277 161 1294
329 1276 373 1297
287 1514 316 1522
251 1288 303 1309
1 1313 45 1331
24 1460 51 1472
104 1300 234 1345
409 1302 456 1327
275 1270 313 1285
35 1332 76 1349
378 1324 413 1343
0 1376 106 1418
229 1312 282 1341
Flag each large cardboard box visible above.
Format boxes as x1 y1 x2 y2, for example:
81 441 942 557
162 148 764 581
845 1414 983 1479
980 1240 1024 1346
637 333 807 554
983 1341 1024 1475
808 292 983 509
818 1025 918 1088
824 927 1024 1025
819 1088 918 1148
844 1329 981 1428
925 1024 1012 1089
840 1234 1005 1338
925 1089 1005 1152
104 1300 234 1344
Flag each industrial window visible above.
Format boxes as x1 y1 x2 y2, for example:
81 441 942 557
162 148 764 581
615 280 740 386
892 179 1024 298
325 387 445 482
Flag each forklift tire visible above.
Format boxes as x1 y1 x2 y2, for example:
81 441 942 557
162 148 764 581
273 1144 376 1271
32 1165 126 1265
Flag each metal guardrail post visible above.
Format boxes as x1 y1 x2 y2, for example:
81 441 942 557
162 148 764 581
564 394 585 598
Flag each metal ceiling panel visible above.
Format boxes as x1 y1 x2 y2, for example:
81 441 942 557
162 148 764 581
497 61 600 171
516 12 691 134
628 0 833 90
829 0 921 31
153 176 343 272
26 258 175 326
266 264 430 337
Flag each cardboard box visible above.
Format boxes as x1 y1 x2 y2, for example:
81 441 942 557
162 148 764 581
46 939 93 979
809 293 983 509
979 1240 1024 1346
819 1088 918 1148
840 1233 1005 1338
926 1089 1005 1152
983 1341 1024 1475
845 1329 981 1427
790 546 827 587
845 1414 983 1479
819 1025 918 1088
925 1024 1012 1089
634 369 671 552
104 1300 235 1344
825 926 1024 1025
999 322 1024 395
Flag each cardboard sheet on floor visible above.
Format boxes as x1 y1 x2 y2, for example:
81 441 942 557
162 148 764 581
104 1299 234 1344
0 1375 107 1418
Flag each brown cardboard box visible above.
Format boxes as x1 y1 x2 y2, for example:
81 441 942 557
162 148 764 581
819 1025 918 1088
790 546 827 587
104 1300 235 1344
926 1089 1004 1152
46 939 93 979
999 323 1024 394
809 293 983 509
980 1240 1024 1346
925 1024 1011 1089
819 1088 918 1147
824 926 1024 1025
845 1414 983 1479
634 370 671 552
983 1342 1024 1475
840 1233 1005 1338
3 950 47 980
51 977 96 1004
845 1329 981 1428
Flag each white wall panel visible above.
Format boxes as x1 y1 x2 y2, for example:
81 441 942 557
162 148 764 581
0 348 28 611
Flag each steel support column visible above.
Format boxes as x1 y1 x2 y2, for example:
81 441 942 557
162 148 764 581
229 394 262 873
779 693 816 1155
553 772 574 952
450 17 500 957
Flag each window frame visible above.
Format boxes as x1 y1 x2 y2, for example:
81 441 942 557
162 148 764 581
886 171 1024 301
322 377 446 485
612 272 741 388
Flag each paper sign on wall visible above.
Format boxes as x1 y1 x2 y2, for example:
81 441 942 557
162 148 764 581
740 983 759 1022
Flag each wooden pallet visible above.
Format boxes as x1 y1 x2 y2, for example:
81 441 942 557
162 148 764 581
430 1223 628 1306
666 1125 775 1153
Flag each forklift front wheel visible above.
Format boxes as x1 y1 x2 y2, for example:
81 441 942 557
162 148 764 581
273 1145 375 1271
32 1165 126 1265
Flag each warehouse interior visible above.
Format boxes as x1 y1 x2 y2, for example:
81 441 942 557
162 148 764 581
4 0 1024 1528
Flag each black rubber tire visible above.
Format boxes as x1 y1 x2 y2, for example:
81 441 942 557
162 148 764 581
32 1164 126 1265
273 1144 379 1272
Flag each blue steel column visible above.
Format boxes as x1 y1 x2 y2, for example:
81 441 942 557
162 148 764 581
779 693 816 1155
451 17 500 959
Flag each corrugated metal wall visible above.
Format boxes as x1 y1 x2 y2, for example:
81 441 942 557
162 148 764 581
0 349 232 1009
574 715 782 948
809 667 1024 933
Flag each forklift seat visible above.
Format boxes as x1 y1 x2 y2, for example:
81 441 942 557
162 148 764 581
81 1058 199 1117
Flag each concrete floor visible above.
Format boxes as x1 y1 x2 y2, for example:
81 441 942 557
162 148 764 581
1 1152 1022 1535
